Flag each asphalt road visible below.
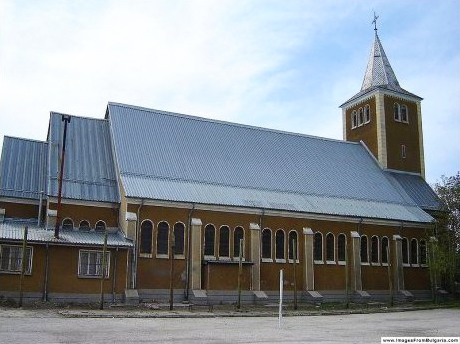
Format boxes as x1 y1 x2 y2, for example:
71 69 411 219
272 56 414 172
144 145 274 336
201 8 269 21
0 308 459 344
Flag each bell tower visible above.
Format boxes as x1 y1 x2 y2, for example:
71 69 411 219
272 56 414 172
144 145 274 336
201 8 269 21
340 16 425 178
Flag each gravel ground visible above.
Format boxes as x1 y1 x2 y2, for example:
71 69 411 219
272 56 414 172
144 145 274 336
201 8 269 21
0 307 459 344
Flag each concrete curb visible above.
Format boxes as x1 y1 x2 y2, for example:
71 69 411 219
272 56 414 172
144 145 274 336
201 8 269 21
58 305 452 319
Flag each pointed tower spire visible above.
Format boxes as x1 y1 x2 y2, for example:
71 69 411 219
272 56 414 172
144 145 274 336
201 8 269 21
361 29 401 91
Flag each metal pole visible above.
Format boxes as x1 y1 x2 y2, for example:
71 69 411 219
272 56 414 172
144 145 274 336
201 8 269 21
42 243 49 302
169 232 175 311
19 226 28 307
112 248 118 304
387 245 393 307
237 238 243 310
54 115 71 239
279 269 283 328
99 228 108 310
293 238 297 310
345 239 349 309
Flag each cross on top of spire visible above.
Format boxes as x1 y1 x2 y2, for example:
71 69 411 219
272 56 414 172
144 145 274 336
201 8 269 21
372 11 379 32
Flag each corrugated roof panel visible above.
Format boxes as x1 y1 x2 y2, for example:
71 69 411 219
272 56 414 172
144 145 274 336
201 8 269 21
108 103 415 205
386 171 442 211
47 113 119 203
0 136 47 200
0 220 132 247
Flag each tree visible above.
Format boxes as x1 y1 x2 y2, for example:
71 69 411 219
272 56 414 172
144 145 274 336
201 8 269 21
432 172 460 294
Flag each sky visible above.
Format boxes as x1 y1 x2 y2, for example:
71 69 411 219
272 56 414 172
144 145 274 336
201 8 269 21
0 0 459 186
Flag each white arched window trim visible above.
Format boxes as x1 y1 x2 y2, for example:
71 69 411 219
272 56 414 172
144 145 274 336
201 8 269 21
275 229 286 263
351 111 358 129
156 220 170 259
337 233 347 265
313 231 324 264
79 220 91 231
410 238 419 267
287 230 299 263
95 220 107 232
203 223 216 260
139 219 154 257
62 217 74 230
402 237 410 266
360 235 369 265
370 235 380 265
261 228 273 263
173 221 186 259
325 232 336 264
232 226 245 262
218 225 231 260
381 236 389 266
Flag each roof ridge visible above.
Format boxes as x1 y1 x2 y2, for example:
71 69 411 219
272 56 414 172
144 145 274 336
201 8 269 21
3 135 48 144
108 102 359 146
50 111 108 122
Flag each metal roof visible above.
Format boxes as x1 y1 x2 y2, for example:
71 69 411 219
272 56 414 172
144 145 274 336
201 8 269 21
0 136 47 200
0 219 132 247
108 102 433 223
47 113 119 203
386 171 443 211
341 33 422 107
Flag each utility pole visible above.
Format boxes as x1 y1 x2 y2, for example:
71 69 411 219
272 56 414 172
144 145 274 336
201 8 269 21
387 245 393 307
292 238 297 310
54 115 71 239
18 226 28 308
345 240 349 309
169 232 175 311
237 239 243 310
99 228 108 310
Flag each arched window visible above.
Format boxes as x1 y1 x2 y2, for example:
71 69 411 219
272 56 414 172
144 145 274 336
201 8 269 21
402 237 409 264
288 230 298 261
140 220 153 254
262 228 272 259
394 102 401 121
204 224 215 257
62 218 74 230
360 235 368 263
410 238 418 265
313 232 323 262
337 233 346 262
351 111 358 129
219 226 230 258
233 227 244 259
79 220 90 231
364 104 371 123
157 221 169 256
173 222 185 256
358 107 364 126
419 239 427 265
371 236 379 263
275 229 285 260
95 220 106 232
401 104 408 122
381 237 389 264
326 233 335 262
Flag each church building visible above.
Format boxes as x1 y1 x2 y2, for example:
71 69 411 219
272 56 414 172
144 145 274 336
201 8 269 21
0 26 442 305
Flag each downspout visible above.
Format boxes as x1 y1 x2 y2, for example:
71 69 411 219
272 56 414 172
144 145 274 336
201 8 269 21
132 199 145 289
37 191 43 226
112 247 118 303
184 203 195 301
42 243 49 301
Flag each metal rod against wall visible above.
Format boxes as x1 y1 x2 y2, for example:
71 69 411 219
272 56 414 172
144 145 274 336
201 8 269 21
169 232 175 311
54 114 71 239
99 228 108 310
293 239 297 310
19 226 28 307
387 245 393 306
237 238 243 310
42 243 49 302
184 204 194 301
112 248 118 304
345 238 349 309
